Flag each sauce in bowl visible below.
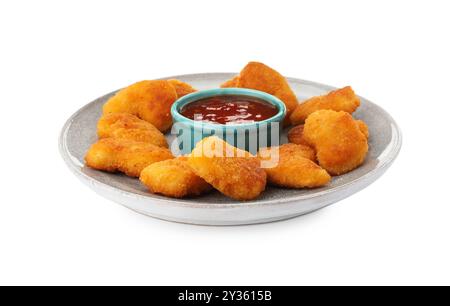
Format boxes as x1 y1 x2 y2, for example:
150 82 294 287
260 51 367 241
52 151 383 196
180 95 279 125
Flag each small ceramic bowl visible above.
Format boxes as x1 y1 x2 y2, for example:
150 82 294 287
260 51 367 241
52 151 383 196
171 88 286 154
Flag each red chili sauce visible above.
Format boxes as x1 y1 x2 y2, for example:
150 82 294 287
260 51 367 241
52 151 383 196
180 95 278 125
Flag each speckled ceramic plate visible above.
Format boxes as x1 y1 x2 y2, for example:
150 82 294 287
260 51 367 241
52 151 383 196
59 73 402 225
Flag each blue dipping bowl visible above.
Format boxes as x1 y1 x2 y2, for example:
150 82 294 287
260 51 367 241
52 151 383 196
170 88 286 155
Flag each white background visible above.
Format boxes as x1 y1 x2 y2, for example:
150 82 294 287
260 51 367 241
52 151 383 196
1 0 449 286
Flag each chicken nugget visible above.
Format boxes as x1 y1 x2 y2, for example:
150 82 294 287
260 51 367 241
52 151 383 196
259 143 315 164
102 80 178 132
290 86 360 125
85 138 173 177
221 62 298 123
289 119 369 146
287 124 310 146
258 144 331 188
303 110 368 175
140 157 212 198
167 79 197 97
356 120 369 139
220 76 239 88
97 113 168 148
188 136 266 201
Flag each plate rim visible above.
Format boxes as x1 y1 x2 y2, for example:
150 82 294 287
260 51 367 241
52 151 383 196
59 73 402 209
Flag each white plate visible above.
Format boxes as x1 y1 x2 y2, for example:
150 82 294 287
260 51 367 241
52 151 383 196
59 73 402 225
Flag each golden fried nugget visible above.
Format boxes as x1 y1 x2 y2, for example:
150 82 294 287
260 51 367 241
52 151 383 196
220 76 239 88
221 62 298 123
140 157 212 198
102 80 178 132
258 144 331 188
259 143 315 164
167 79 197 97
290 86 360 125
278 143 316 161
188 137 266 201
356 120 369 139
97 113 168 148
303 110 368 175
85 138 173 177
287 124 310 146
289 120 369 146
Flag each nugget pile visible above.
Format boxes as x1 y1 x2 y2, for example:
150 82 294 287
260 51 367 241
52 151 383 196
85 63 370 201
85 79 194 177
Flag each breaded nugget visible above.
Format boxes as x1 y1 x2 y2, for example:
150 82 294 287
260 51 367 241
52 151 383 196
140 157 212 198
287 124 310 146
356 120 369 139
289 119 369 146
167 79 197 97
188 136 266 201
97 113 168 148
259 143 315 164
102 80 178 132
220 76 239 88
303 110 368 175
258 144 331 188
277 143 316 161
221 62 298 123
290 86 360 125
85 138 173 177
